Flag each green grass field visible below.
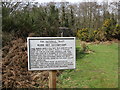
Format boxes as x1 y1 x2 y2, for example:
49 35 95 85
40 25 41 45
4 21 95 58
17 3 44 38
57 40 118 88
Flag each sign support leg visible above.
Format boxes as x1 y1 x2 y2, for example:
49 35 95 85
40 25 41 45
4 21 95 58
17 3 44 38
49 70 57 88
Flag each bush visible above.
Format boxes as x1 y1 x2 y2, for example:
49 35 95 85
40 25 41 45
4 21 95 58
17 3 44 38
77 28 95 42
94 28 106 41
2 32 14 46
77 18 119 42
112 24 120 39
102 18 117 40
77 28 89 41
81 42 89 52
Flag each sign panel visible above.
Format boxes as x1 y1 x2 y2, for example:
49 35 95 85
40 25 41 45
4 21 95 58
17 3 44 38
27 37 76 70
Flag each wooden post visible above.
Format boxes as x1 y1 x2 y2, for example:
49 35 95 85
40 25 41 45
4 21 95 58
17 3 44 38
61 32 63 37
49 70 57 88
49 31 63 88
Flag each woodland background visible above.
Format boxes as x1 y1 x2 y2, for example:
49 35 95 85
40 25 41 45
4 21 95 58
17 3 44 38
2 1 120 46
1 1 119 88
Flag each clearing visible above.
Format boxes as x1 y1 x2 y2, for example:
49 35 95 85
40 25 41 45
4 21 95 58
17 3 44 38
57 40 118 88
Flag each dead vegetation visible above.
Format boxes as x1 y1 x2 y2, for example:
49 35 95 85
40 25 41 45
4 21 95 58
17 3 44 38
2 38 60 88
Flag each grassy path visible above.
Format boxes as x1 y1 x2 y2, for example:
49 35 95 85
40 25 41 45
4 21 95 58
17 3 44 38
57 40 118 88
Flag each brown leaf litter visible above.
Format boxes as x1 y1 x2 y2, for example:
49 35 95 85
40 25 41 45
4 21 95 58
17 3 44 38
2 38 61 88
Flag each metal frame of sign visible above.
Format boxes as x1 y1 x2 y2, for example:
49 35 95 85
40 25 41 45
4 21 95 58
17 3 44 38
27 37 76 70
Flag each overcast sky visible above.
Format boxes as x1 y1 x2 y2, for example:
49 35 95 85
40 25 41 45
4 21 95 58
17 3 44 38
34 0 118 3
2 0 118 3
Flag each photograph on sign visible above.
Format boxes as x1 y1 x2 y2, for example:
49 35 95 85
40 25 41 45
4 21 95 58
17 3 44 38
27 37 76 70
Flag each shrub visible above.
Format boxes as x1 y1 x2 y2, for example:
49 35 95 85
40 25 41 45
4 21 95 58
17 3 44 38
102 18 117 40
112 24 120 39
81 42 89 52
94 28 106 41
77 28 89 41
77 28 96 42
2 32 14 46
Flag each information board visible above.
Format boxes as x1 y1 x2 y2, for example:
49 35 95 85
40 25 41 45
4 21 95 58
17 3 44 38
27 37 76 70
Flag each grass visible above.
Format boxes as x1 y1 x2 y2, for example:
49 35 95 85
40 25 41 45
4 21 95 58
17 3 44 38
57 40 118 88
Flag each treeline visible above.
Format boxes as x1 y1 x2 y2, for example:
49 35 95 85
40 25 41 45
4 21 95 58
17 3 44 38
2 1 120 43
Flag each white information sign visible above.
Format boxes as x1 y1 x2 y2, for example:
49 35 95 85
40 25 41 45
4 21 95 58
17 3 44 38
27 37 76 70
